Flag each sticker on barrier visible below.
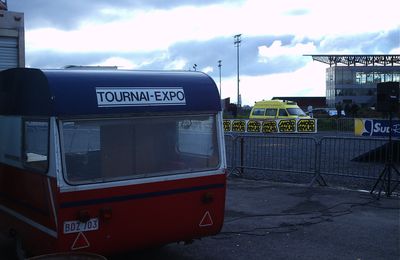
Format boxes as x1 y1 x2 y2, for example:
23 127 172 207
223 120 232 132
232 120 246 132
247 120 261 133
224 119 317 133
297 119 316 132
262 120 278 133
278 119 296 132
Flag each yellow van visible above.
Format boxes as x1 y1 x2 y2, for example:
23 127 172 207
249 99 309 119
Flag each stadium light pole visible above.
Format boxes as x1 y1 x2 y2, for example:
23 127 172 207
234 34 241 107
218 60 222 97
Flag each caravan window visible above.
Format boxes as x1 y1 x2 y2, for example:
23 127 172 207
61 114 220 184
0 116 22 168
23 119 49 172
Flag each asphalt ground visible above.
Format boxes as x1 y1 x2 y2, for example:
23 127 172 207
2 177 399 260
117 177 400 260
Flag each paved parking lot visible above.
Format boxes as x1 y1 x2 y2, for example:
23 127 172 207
124 177 399 260
2 177 399 259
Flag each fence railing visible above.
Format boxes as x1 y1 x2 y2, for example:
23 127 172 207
316 118 338 132
224 134 236 172
225 133 400 187
318 136 395 179
314 118 354 132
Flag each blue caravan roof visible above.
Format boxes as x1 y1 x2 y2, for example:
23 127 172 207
0 68 221 116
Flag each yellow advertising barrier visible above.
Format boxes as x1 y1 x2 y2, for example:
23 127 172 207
231 120 246 132
246 120 261 133
297 119 316 132
262 120 278 133
278 119 296 133
223 118 317 133
223 120 232 132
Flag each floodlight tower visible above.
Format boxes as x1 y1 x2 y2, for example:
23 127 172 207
218 60 222 97
234 34 241 107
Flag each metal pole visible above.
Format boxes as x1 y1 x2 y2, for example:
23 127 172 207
234 34 241 107
218 60 222 97
240 136 244 175
236 35 240 106
387 112 393 196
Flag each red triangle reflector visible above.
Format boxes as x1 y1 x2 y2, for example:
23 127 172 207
71 232 90 250
199 211 213 227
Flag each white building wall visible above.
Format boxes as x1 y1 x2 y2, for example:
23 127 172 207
0 10 24 70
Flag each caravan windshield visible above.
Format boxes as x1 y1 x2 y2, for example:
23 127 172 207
61 114 220 184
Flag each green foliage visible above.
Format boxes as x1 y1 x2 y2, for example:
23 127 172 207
317 118 337 131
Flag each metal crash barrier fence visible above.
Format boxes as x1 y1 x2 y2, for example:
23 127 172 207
316 118 354 133
224 118 357 135
225 134 400 187
319 136 399 179
224 134 236 173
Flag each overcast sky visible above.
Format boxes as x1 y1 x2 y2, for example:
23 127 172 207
7 0 400 106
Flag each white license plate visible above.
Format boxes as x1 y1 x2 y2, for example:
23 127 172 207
63 218 99 234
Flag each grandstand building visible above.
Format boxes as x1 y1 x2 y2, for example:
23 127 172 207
308 55 400 108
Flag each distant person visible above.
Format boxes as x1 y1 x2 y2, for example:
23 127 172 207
229 103 238 118
351 103 359 117
336 102 343 118
344 103 351 117
307 105 313 118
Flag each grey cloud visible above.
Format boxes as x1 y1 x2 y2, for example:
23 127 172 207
26 34 308 78
151 35 302 78
25 31 398 80
318 27 400 54
8 0 236 30
25 49 164 69
285 9 309 16
26 50 111 68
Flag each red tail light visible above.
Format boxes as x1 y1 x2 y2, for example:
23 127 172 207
100 208 113 220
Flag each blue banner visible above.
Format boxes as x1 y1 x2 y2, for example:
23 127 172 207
355 119 400 137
